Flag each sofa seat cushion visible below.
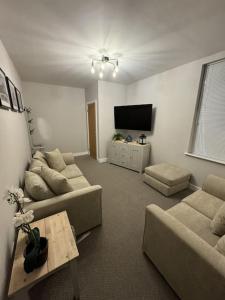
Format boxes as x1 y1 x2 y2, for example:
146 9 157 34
182 190 224 220
167 202 219 246
145 163 191 186
60 164 83 179
68 176 90 191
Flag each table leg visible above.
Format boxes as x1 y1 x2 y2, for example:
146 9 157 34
69 259 80 300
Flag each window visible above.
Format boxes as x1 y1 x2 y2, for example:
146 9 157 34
189 58 225 164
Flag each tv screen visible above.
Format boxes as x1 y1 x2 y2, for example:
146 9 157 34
114 104 152 131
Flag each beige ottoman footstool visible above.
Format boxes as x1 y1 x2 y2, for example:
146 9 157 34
143 163 191 196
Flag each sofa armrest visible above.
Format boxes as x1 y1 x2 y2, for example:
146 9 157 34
26 185 102 235
202 174 225 201
143 204 225 300
62 152 75 165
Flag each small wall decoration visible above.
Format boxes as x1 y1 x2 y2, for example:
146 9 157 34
15 88 24 112
7 77 18 111
0 68 11 109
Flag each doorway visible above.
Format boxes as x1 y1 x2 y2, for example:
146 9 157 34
87 102 97 159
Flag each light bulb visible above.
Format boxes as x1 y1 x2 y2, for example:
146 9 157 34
91 66 95 74
113 71 116 78
115 60 119 72
91 60 95 74
99 71 103 79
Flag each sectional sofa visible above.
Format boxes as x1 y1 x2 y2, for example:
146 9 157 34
143 174 225 300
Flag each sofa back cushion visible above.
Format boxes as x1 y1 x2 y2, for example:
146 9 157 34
215 235 225 256
60 164 83 179
25 171 55 201
29 159 47 171
211 203 225 236
33 151 48 165
40 166 73 195
202 175 225 201
45 148 66 172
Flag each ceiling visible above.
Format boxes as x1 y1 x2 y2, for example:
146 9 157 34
1 0 225 88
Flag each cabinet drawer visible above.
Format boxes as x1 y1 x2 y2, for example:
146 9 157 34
119 152 128 166
120 145 129 154
129 148 141 171
108 143 120 163
130 146 141 154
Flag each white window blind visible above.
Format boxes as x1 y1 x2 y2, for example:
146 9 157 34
192 59 225 162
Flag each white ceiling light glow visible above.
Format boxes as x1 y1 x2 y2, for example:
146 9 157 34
91 55 119 79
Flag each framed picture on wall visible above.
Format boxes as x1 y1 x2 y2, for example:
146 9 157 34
15 88 24 112
0 68 11 109
6 77 18 111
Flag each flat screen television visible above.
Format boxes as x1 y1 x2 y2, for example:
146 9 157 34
114 104 152 131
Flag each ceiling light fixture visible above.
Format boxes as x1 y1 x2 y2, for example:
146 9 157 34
91 55 119 79
91 61 95 74
115 60 119 73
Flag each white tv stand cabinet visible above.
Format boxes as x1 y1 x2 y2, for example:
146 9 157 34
108 141 150 173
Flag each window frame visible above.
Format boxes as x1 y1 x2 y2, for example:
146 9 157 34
185 57 225 166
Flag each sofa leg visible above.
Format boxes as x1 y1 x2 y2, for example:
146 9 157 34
76 231 91 244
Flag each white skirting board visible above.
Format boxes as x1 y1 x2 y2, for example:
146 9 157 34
98 157 108 163
73 151 89 157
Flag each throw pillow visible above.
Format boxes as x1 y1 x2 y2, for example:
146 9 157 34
33 150 48 165
40 166 73 195
25 171 55 201
45 148 66 172
29 159 47 171
210 203 225 236
215 235 225 256
31 166 42 176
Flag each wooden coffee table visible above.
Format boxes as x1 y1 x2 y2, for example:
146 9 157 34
8 211 79 299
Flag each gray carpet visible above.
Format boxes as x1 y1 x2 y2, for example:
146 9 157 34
75 156 192 300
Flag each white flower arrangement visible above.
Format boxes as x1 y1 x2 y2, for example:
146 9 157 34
5 187 34 234
13 210 34 228
6 187 46 274
6 187 31 205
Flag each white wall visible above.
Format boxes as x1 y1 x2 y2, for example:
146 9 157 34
0 41 31 300
126 50 225 186
85 82 98 103
22 82 88 154
98 81 126 159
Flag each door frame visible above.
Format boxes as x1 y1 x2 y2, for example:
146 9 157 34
86 100 99 160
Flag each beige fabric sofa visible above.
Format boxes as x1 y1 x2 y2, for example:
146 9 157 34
143 175 225 300
25 153 102 236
